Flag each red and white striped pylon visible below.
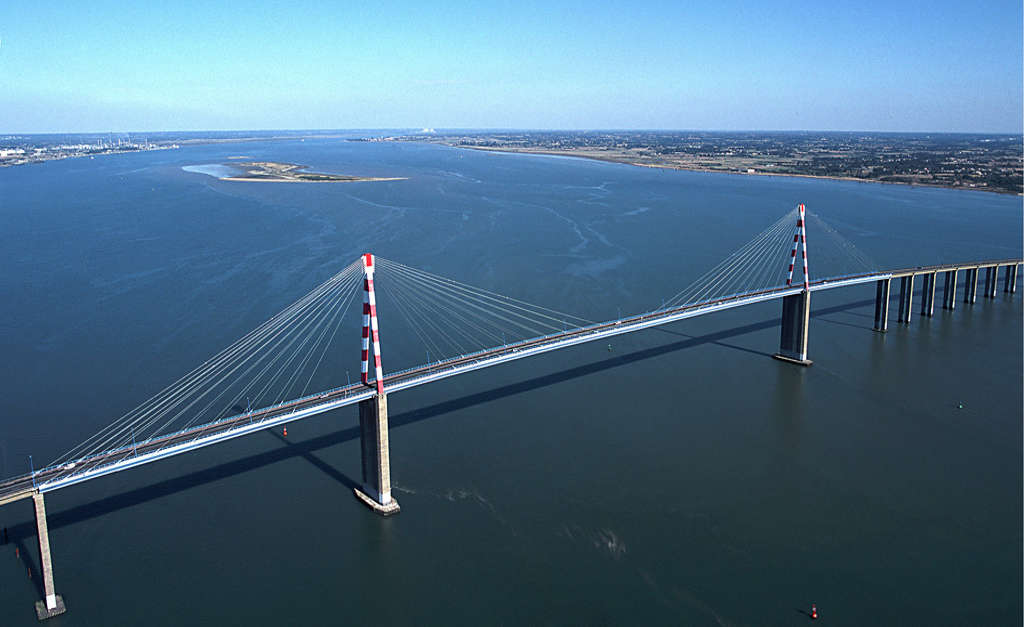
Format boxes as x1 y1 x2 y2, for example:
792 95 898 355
360 254 386 395
785 203 810 289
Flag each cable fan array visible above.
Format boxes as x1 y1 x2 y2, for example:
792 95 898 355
45 255 595 476
803 210 877 276
373 257 593 367
48 259 365 474
664 206 877 309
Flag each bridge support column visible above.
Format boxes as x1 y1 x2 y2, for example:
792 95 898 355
873 279 890 332
897 276 914 323
920 272 936 317
964 268 978 304
32 492 66 620
773 290 811 366
984 266 998 299
354 393 399 516
942 270 957 311
1004 265 1017 294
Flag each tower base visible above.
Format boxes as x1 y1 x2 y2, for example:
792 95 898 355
34 595 66 621
353 488 400 516
772 353 813 367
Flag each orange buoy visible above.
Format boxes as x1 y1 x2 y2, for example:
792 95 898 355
15 547 19 559
811 604 818 620
283 427 288 437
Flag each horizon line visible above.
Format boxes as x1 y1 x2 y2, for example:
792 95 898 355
4 127 1023 137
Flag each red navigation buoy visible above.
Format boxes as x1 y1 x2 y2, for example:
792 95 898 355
283 427 288 437
811 604 818 620
15 547 19 559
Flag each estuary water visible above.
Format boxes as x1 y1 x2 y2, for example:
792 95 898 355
0 138 1021 626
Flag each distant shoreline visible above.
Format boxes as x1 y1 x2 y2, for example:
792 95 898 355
457 145 1021 196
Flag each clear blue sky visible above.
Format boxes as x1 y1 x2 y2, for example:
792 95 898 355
1 0 1021 133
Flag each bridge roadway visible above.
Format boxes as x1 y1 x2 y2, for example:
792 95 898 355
0 259 1018 503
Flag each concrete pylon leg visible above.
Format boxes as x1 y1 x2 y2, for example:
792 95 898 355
984 266 998 299
1003 265 1017 294
873 278 890 332
964 268 977 304
942 270 957 311
773 290 812 366
897 276 914 323
32 493 66 620
354 393 400 516
918 274 927 316
920 273 936 317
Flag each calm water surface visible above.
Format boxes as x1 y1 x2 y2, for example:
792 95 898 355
0 139 1021 625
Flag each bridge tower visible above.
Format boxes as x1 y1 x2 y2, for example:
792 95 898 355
32 492 67 619
353 254 400 516
773 204 813 366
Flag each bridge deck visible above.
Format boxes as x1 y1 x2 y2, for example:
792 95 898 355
0 259 1018 501
888 258 1020 278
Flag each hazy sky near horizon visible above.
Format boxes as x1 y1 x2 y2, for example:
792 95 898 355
1 1 1021 133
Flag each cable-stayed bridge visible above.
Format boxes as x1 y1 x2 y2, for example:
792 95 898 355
1 204 1019 620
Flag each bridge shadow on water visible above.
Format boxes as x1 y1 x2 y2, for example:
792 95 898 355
3 536 46 600
1 299 872 545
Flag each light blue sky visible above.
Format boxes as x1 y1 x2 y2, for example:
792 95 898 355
1 0 1021 133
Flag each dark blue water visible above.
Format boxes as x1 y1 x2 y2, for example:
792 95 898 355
0 139 1020 625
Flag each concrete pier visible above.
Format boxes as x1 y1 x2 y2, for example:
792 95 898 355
32 493 66 620
963 268 978 304
873 278 890 332
920 272 936 317
984 266 998 299
897 275 914 323
1004 264 1018 294
354 394 400 516
773 290 811 366
942 270 957 311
